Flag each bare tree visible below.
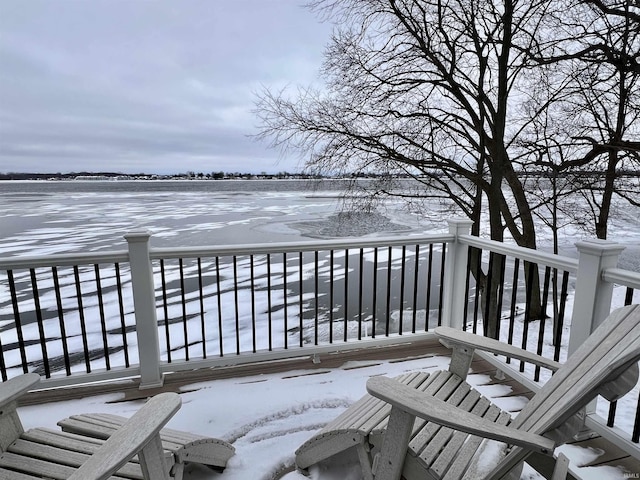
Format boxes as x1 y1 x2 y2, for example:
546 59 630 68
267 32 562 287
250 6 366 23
573 1 640 239
524 0 640 239
255 0 637 332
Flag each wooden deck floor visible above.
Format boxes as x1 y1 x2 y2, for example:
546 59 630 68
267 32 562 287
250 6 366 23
17 338 640 479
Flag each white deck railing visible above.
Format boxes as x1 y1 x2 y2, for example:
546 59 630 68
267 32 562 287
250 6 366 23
1 220 639 457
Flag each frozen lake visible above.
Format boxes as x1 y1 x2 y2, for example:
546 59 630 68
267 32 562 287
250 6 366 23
0 179 437 256
1 178 638 270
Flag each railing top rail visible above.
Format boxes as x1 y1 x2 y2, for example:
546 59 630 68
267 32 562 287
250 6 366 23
0 233 454 269
148 233 455 260
458 234 579 273
602 267 640 290
0 250 130 270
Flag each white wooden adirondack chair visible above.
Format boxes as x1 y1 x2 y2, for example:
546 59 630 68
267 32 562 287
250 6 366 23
57 410 235 476
296 304 640 480
0 373 180 479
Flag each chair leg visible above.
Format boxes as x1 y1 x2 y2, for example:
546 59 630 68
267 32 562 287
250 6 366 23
371 407 415 480
170 461 184 480
551 453 570 480
139 435 172 480
357 444 374 480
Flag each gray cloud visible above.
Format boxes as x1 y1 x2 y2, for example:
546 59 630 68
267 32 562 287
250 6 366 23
0 0 331 174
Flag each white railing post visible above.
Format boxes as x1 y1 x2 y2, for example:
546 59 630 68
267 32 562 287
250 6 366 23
441 219 473 329
125 231 164 389
568 239 625 357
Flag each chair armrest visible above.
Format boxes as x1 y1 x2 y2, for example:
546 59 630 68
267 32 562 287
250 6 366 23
0 374 40 408
367 376 555 456
435 327 561 372
68 392 181 480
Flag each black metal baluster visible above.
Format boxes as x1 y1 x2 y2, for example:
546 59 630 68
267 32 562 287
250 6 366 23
52 266 71 375
179 258 189 361
30 268 50 377
250 255 257 353
412 244 420 333
358 248 364 340
283 253 288 349
372 248 378 338
344 249 349 342
632 392 640 443
233 256 240 354
385 246 392 336
0 318 5 380
159 260 171 363
482 252 495 338
299 252 303 347
553 271 570 363
607 401 617 428
426 245 433 331
268 254 273 351
215 257 223 356
472 248 482 334
197 258 206 359
314 251 319 345
495 254 506 340
329 250 334 343
399 245 406 335
438 243 446 327
462 248 472 332
7 270 28 373
507 258 520 363
74 266 91 373
534 266 551 382
114 263 129 368
93 264 110 371
521 262 536 373
625 287 634 306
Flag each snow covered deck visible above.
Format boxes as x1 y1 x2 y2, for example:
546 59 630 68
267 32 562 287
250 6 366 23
15 337 639 479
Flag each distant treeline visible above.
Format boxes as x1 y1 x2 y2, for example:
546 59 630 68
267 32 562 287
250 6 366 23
0 171 383 181
520 169 640 178
0 172 127 181
2 169 638 182
0 171 312 181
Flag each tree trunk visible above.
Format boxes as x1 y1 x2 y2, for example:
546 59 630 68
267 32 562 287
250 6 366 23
595 150 619 240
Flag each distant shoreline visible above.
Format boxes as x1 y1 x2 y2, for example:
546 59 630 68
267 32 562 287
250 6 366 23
0 172 389 181
2 170 638 182
0 177 334 182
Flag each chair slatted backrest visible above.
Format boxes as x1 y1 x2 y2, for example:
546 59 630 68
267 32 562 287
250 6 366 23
513 304 640 436
487 305 640 479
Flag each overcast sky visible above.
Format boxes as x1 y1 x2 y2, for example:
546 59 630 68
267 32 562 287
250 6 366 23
0 1 333 174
